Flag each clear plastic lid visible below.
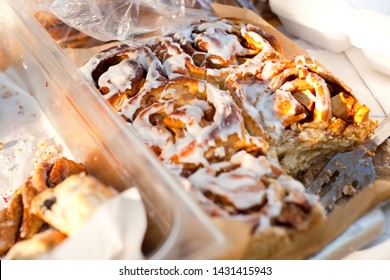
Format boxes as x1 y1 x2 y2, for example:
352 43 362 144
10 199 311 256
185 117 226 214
36 0 212 41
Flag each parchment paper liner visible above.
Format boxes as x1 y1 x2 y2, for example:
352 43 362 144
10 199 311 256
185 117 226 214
62 3 390 259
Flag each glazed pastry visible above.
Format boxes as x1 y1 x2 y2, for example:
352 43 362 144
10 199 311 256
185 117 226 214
30 174 117 236
168 18 281 68
121 76 269 177
80 18 376 237
81 44 168 111
227 55 377 176
188 150 323 231
149 18 282 86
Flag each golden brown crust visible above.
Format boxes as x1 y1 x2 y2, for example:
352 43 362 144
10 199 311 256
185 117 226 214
245 201 325 259
5 229 67 260
0 193 23 256
31 174 117 236
19 158 87 239
47 157 87 188
0 156 99 258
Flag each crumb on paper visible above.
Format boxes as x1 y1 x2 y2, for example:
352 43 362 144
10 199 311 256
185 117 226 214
34 140 62 165
0 141 3 150
2 91 12 98
343 184 356 196
17 103 24 115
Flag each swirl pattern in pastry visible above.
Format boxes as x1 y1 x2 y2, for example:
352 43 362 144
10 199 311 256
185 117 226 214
121 77 268 177
227 55 378 176
81 18 377 234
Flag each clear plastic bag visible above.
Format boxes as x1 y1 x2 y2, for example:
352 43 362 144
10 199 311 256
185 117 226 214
38 0 211 41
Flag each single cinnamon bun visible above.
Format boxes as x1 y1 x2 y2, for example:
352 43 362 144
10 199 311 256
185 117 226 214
81 44 168 111
121 77 268 177
150 18 282 87
227 55 377 176
188 150 324 231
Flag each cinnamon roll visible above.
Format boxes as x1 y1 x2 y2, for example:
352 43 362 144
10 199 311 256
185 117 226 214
121 77 268 177
81 44 168 111
149 18 282 87
227 55 377 176
188 150 322 232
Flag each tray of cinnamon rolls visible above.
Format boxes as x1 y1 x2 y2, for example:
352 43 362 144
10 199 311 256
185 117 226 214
3 0 390 259
77 11 386 258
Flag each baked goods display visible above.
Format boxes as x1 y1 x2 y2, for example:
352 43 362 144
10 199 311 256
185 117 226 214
0 157 118 259
80 17 377 240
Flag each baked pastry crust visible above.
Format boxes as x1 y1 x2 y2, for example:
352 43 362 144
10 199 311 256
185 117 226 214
5 229 66 260
0 193 23 256
30 174 117 236
226 55 377 176
0 157 106 259
19 158 87 239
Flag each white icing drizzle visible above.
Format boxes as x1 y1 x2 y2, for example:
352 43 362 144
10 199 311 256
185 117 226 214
127 79 253 168
173 19 251 66
273 89 305 122
189 153 269 210
79 19 325 233
80 44 132 83
189 151 283 213
98 59 138 100
159 37 199 79
305 72 331 123
132 101 174 147
255 92 284 140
